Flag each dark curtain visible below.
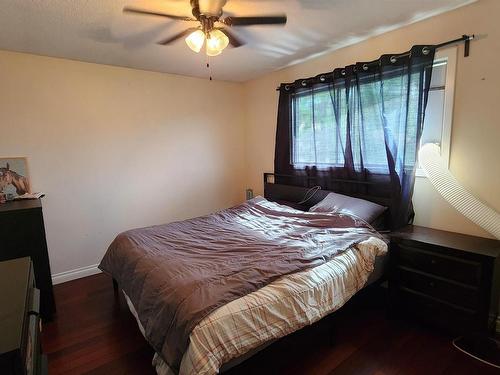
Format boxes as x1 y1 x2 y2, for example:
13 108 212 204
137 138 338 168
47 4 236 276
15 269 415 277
274 45 435 229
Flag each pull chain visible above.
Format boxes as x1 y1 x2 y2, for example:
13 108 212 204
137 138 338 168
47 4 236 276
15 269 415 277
206 55 213 81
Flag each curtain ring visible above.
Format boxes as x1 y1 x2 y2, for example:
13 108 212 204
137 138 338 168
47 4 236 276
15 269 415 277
362 64 369 71
422 46 430 55
341 69 346 76
319 75 326 82
284 85 290 91
301 80 307 87
390 56 397 63
353 67 357 73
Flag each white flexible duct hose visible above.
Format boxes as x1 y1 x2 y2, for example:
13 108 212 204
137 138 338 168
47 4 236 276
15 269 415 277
418 143 500 239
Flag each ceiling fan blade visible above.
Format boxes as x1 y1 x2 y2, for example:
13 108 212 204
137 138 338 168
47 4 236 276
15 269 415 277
223 15 287 26
218 28 244 48
123 7 196 21
157 28 200 45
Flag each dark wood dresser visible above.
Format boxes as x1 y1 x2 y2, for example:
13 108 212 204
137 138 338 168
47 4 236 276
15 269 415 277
389 225 500 335
0 257 47 375
0 200 55 321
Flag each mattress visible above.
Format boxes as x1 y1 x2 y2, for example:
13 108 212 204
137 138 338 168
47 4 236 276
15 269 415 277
124 236 387 375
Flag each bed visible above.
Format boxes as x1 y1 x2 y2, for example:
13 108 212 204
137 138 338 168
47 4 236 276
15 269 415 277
99 174 390 375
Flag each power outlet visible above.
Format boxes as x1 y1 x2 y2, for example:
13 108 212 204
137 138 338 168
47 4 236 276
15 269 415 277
245 189 254 200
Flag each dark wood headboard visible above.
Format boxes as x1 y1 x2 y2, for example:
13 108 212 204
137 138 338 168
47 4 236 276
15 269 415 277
263 172 393 228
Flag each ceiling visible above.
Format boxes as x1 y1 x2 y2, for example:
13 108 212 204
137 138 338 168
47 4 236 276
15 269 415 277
0 0 475 82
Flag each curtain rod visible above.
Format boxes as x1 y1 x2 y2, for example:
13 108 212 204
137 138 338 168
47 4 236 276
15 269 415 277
275 34 474 91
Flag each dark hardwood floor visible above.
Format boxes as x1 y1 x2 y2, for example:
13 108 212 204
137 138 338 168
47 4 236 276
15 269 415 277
42 273 497 375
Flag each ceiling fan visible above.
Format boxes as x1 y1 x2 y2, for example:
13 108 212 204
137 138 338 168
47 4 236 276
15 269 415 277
123 0 287 56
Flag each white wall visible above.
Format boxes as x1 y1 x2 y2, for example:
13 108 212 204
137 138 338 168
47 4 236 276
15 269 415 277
0 51 246 280
242 0 500 239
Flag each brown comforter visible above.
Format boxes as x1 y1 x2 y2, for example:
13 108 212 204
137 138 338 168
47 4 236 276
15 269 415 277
99 197 382 372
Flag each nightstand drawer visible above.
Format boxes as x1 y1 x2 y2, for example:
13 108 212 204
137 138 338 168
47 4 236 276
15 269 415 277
396 267 479 310
397 288 478 333
396 244 481 286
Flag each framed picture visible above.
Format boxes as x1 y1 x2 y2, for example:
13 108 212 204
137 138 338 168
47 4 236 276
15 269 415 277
0 157 32 199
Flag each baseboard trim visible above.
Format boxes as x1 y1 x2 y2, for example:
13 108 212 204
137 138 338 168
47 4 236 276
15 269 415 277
52 264 101 285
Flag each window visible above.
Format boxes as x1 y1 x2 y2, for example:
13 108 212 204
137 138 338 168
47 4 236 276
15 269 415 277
290 47 457 177
291 89 343 167
417 47 457 176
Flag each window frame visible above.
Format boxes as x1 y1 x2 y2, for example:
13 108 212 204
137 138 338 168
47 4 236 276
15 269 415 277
416 46 457 177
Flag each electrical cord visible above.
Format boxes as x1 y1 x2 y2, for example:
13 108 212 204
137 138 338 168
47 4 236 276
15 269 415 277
297 185 322 205
452 336 500 369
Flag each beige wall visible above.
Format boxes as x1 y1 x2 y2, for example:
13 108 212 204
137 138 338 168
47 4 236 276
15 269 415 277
0 51 246 277
243 0 499 238
1 0 498 280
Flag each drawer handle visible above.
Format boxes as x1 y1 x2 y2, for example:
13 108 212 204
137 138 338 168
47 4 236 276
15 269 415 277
429 281 436 288
430 259 437 265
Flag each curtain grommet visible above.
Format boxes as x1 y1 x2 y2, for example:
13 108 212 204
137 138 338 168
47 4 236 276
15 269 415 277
341 69 346 76
422 46 430 55
301 80 307 87
319 75 326 82
284 85 290 91
390 56 397 63
362 64 368 71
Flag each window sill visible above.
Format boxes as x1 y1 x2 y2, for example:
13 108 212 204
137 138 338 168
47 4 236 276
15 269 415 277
415 169 428 178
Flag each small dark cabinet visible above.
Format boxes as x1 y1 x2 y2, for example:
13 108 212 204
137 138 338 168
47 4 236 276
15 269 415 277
0 257 47 375
0 200 55 320
389 225 500 335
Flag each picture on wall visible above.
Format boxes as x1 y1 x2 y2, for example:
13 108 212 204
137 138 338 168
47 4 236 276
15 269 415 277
0 157 32 199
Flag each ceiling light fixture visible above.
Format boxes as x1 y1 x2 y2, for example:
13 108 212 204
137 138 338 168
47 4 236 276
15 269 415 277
185 29 229 56
124 1 287 60
206 30 229 56
185 29 205 53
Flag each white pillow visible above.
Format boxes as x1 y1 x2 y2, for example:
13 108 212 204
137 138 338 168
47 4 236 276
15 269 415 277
309 192 387 223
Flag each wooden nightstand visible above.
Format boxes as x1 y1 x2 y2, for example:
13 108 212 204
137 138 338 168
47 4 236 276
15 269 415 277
389 225 500 335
